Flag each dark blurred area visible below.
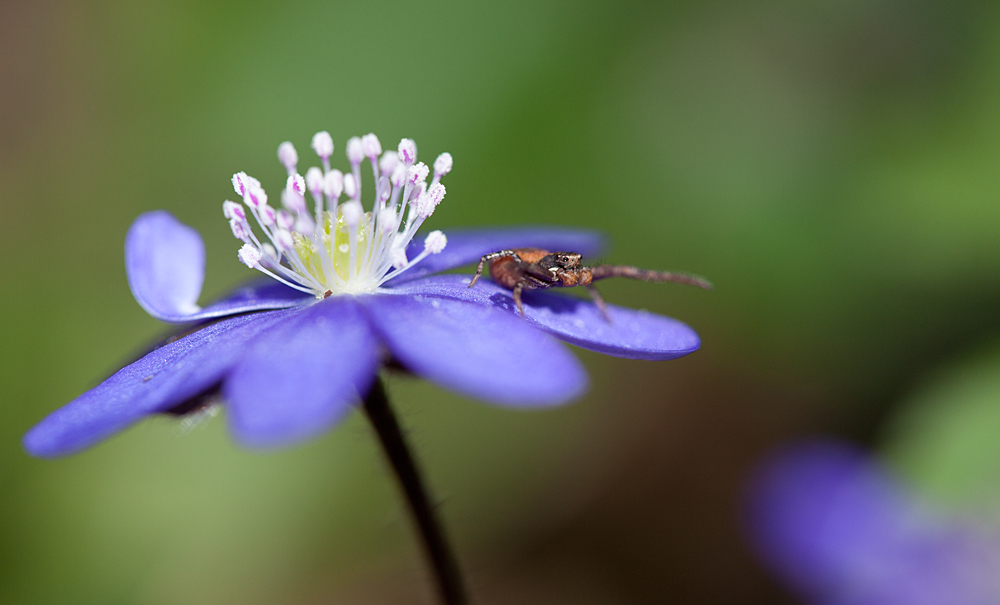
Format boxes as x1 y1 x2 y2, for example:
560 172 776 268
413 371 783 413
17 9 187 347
4 1 1000 603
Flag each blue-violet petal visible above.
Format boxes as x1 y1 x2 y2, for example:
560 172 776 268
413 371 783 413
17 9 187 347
224 297 380 448
23 310 293 457
362 293 588 406
127 212 309 323
126 210 206 321
394 275 701 360
196 278 312 321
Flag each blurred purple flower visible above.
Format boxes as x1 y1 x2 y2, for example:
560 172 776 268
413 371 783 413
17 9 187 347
746 440 1000 605
23 133 701 457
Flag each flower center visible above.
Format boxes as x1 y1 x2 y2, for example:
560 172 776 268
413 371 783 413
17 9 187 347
225 132 452 297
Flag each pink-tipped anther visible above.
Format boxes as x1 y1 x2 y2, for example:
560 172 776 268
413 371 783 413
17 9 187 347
423 230 447 254
223 200 246 221
276 210 295 230
277 141 298 173
245 185 267 210
259 204 277 226
232 172 248 197
407 162 429 186
428 182 446 206
275 229 295 252
229 218 250 242
433 152 453 177
414 193 436 219
287 174 306 197
398 138 417 164
238 244 261 268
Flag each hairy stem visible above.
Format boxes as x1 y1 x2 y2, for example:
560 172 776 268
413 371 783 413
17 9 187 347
362 378 468 605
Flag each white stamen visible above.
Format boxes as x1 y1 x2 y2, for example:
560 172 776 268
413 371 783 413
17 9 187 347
378 176 391 204
361 133 382 160
424 230 447 254
305 166 325 222
381 206 397 234
276 210 295 230
277 142 298 174
325 169 344 199
228 132 452 297
232 172 248 197
409 181 427 201
259 204 276 226
390 162 406 188
343 173 357 200
433 153 453 178
230 218 250 242
275 229 295 252
398 138 417 164
287 174 306 197
295 214 315 236
223 200 245 221
341 200 362 228
428 182 446 206
407 162 429 185
346 137 364 166
414 193 436 219
391 247 408 269
379 151 398 176
305 167 324 196
311 131 334 160
245 185 267 210
281 188 307 214
342 200 362 282
238 244 261 268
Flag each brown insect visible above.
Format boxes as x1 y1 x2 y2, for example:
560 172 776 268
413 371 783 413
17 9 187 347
468 248 711 320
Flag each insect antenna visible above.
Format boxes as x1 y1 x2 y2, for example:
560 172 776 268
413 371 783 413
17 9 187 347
589 265 713 289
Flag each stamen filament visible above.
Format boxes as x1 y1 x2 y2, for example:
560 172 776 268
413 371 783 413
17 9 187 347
254 265 317 295
226 134 450 298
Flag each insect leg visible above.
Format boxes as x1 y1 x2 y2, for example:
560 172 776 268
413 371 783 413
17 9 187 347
585 285 611 323
512 282 525 317
469 250 522 287
589 265 712 289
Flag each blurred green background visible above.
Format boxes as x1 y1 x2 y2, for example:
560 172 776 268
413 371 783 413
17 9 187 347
4 0 1000 603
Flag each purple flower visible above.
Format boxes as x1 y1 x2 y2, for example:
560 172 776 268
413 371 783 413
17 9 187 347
23 133 701 457
746 440 1000 605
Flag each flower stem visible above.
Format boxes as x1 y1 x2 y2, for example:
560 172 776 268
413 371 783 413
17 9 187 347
362 377 468 605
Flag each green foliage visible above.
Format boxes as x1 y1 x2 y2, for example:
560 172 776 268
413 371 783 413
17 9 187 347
4 0 1000 602
883 344 1000 510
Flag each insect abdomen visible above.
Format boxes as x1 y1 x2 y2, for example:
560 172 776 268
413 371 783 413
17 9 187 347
488 256 524 289
511 248 550 264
